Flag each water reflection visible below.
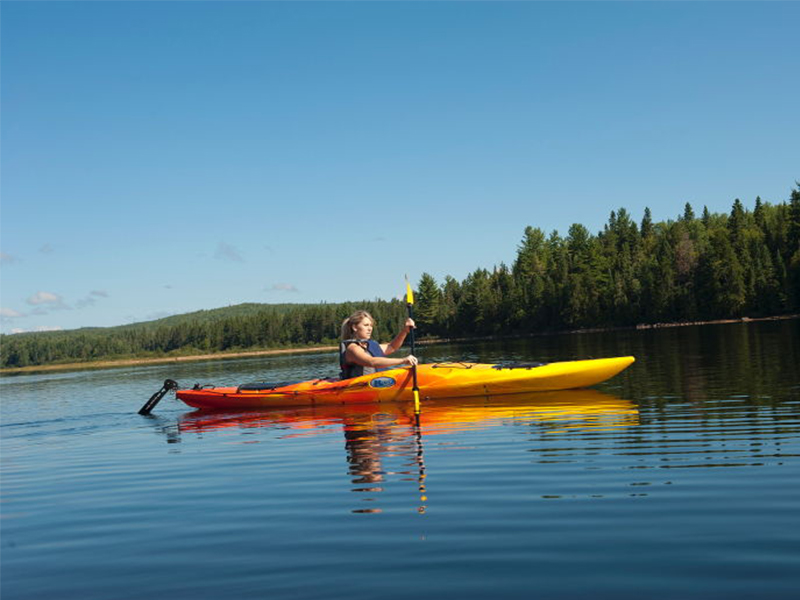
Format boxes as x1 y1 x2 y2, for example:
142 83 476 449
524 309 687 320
173 390 638 513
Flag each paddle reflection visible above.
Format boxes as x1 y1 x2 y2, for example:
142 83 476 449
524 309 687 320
178 389 638 513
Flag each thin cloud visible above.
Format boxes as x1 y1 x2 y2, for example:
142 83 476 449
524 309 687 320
75 290 110 309
268 283 299 293
27 291 69 309
39 244 55 254
27 291 60 305
1 307 25 318
1 252 18 265
214 242 245 263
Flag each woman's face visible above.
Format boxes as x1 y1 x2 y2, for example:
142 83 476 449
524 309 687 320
352 317 374 340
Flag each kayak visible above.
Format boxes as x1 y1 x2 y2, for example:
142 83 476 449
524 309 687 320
176 356 635 410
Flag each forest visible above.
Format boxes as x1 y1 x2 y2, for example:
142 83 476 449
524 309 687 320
2 185 799 369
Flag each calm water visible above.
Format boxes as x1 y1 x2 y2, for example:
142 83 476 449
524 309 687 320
2 320 799 599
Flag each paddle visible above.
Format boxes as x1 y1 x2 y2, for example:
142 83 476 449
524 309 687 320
405 277 421 417
139 379 179 415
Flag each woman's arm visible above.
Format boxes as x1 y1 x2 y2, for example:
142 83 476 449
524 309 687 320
346 343 417 369
381 318 415 355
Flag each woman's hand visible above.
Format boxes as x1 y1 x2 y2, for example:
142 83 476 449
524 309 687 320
404 318 416 332
404 354 419 366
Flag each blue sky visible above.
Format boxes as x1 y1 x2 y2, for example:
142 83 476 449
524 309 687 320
1 1 798 334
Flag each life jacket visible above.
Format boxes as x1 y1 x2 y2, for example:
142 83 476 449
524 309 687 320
339 339 386 380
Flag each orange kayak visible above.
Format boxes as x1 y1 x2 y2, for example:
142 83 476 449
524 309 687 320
176 356 635 410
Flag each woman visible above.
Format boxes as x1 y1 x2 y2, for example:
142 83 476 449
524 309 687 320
339 310 418 380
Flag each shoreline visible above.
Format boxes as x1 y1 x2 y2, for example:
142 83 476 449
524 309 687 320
2 314 796 376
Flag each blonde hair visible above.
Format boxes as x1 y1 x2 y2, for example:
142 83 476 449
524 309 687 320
341 310 374 340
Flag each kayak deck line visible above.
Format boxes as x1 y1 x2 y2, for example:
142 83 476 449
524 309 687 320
175 356 636 411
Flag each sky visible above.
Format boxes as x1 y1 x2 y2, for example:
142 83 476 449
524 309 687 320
1 1 799 335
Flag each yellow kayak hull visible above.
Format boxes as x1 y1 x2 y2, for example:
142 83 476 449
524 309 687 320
176 356 635 410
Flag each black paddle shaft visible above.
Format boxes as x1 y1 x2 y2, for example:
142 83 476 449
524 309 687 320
138 379 179 415
406 303 419 391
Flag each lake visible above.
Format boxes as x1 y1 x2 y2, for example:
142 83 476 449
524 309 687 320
2 319 799 599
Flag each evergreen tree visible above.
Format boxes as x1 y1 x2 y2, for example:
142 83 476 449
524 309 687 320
641 207 653 239
729 198 746 256
682 202 695 222
703 228 747 317
512 226 547 329
440 276 461 334
754 196 766 232
789 185 800 251
415 273 443 336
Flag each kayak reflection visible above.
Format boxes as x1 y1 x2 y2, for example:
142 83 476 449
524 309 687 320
179 389 638 435
178 389 638 513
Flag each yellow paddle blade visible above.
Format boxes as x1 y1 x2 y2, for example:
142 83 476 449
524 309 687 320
405 276 415 305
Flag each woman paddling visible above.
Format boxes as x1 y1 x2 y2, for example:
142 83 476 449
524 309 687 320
339 310 418 380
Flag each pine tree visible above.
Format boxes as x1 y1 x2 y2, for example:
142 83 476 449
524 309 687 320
702 206 711 227
513 226 547 329
641 207 654 239
440 276 461 335
415 273 443 336
789 185 800 250
683 202 695 222
729 198 746 256
754 196 766 232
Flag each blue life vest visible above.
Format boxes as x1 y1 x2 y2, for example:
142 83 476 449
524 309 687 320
339 339 386 380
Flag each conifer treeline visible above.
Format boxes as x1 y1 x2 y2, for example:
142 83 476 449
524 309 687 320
414 187 800 336
2 186 799 368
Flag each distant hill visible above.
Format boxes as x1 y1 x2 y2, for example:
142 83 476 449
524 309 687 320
117 302 321 329
3 302 319 338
